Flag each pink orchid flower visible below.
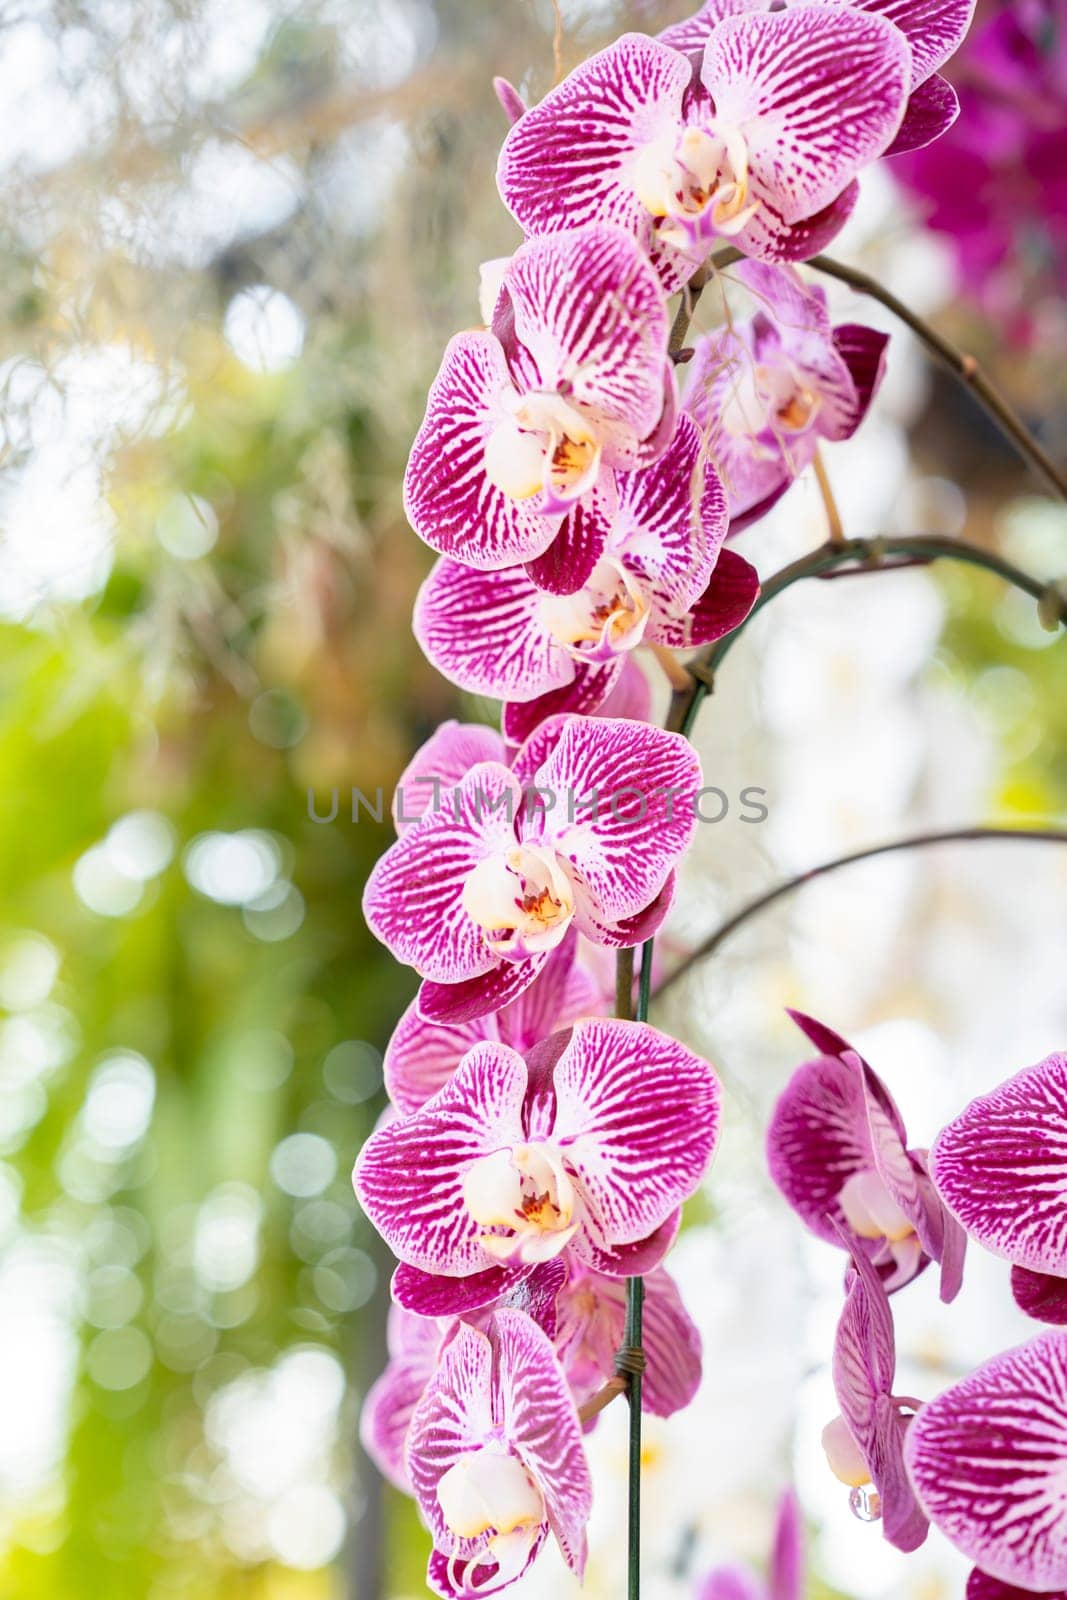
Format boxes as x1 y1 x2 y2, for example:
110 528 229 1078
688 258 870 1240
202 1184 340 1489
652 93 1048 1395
905 1330 1067 1593
407 1309 593 1597
414 412 759 724
363 715 701 1025
766 1011 966 1298
361 1304 445 1492
683 260 888 532
697 1488 803 1600
824 1240 929 1552
929 1051 1067 1326
661 0 976 156
404 223 674 574
497 12 911 288
353 1018 721 1308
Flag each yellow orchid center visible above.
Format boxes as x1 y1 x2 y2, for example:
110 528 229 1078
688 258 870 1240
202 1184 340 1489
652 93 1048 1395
463 1141 579 1263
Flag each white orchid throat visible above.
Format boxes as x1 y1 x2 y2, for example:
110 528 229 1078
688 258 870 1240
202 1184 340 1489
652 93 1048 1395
437 1446 545 1588
633 123 758 249
484 388 602 506
462 844 576 960
539 556 652 660
463 1141 580 1263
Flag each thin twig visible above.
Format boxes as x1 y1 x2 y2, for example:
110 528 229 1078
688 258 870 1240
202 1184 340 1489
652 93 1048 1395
655 826 1067 999
812 449 844 544
577 1375 627 1424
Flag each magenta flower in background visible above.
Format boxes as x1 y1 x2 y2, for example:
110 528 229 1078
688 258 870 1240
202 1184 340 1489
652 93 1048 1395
905 1330 1067 1592
363 715 700 1024
407 1310 593 1597
403 224 674 573
414 412 759 722
383 930 602 1116
697 1488 803 1600
929 1051 1067 1325
824 1241 929 1551
684 261 888 531
497 14 910 287
766 1011 965 1297
554 1258 702 1420
660 0 976 154
354 1018 721 1307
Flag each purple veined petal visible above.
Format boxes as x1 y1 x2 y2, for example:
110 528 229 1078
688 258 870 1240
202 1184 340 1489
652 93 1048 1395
417 953 547 1027
533 716 701 924
493 75 526 125
904 1330 1067 1590
393 721 507 834
392 1260 531 1319
651 548 760 649
407 1320 497 1551
599 657 652 723
884 72 960 153
640 1263 703 1416
1012 1266 1067 1328
967 1565 1067 1600
832 1244 929 1552
929 1054 1067 1279
831 323 890 438
354 1041 531 1277
360 1309 442 1491
507 714 572 786
766 1051 876 1247
660 0 763 55
769 1487 804 1600
580 1205 682 1277
843 0 977 87
701 9 911 225
732 177 862 263
501 659 624 748
524 476 614 597
497 34 693 241
683 322 799 523
404 331 563 570
364 762 522 984
414 558 572 703
500 1257 568 1341
613 413 729 616
495 1308 593 1577
496 927 603 1057
502 226 671 448
383 997 497 1117
573 872 676 952
550 1017 721 1254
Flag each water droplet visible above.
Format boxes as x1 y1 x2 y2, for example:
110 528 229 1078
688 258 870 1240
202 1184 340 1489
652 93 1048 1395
848 1485 882 1523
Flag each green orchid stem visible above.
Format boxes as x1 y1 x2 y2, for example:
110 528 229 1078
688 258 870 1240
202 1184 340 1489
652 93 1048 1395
704 247 1067 501
624 1273 644 1600
656 826 1067 1000
666 532 1067 739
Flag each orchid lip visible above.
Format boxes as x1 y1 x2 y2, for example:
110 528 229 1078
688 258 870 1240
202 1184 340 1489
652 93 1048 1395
462 844 576 960
538 557 652 661
463 1141 580 1263
485 388 603 511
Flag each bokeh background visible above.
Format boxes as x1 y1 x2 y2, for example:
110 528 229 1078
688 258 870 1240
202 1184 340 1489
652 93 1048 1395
1 2 1064 1598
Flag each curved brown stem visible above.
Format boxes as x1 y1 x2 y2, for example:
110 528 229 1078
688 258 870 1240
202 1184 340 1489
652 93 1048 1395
655 826 1067 1000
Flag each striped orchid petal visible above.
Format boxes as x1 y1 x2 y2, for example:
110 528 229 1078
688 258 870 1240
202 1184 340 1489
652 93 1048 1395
393 721 507 834
393 1259 530 1319
499 226 674 489
414 558 572 703
417 954 549 1028
408 1312 591 1597
404 331 563 570
358 1020 717 1282
502 660 625 748
554 1260 702 1419
884 71 959 153
534 716 701 925
651 549 760 649
524 477 614 596
1012 1267 1067 1328
360 1307 443 1492
831 1243 929 1551
767 1011 962 1296
967 1567 1067 1600
702 8 910 232
905 1331 1067 1591
930 1054 1067 1310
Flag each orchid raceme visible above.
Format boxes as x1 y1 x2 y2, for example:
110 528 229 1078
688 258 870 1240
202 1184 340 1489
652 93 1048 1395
660 0 976 155
929 1051 1067 1324
683 261 888 531
406 1309 593 1597
905 1330 1067 1592
354 1017 720 1299
363 715 701 1024
414 412 760 720
697 1488 803 1600
404 224 674 574
825 1240 929 1552
383 930 603 1116
497 14 911 287
766 1011 965 1297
